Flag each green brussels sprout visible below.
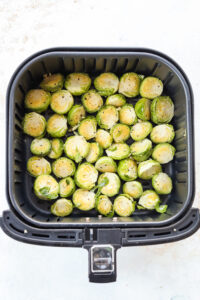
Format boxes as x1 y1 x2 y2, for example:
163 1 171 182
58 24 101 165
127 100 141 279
47 114 67 137
110 123 130 143
138 190 160 210
118 72 140 98
65 73 91 96
113 194 135 217
152 143 176 164
96 105 119 130
50 90 74 114
75 163 98 190
64 135 89 163
138 159 162 180
73 189 95 211
98 172 120 197
67 105 86 127
140 76 163 99
106 143 130 160
78 117 97 140
95 156 117 173
51 198 73 217
94 73 119 96
81 89 103 113
23 112 46 138
119 104 137 125
34 175 59 200
123 181 143 199
95 129 113 149
117 158 137 181
40 73 64 92
24 89 51 113
130 138 152 162
52 157 76 178
30 138 51 156
152 172 172 194
96 195 113 217
130 121 152 141
59 177 76 197
134 98 151 121
48 139 63 159
105 94 126 107
151 96 174 124
150 124 175 144
86 142 103 163
27 156 51 177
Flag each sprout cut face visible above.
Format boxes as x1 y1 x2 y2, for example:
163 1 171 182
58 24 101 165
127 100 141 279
64 135 89 163
50 90 74 114
81 90 103 113
27 156 51 177
48 139 63 159
67 105 86 127
151 96 174 124
138 190 160 210
86 143 103 163
23 112 46 138
95 129 113 149
123 181 143 199
98 172 121 197
130 138 152 162
73 189 95 211
150 124 175 144
105 94 126 107
51 199 73 217
110 123 130 143
95 156 117 173
117 158 137 181
75 163 98 190
40 73 64 92
139 76 163 99
78 117 97 140
25 89 51 113
96 195 113 217
94 73 119 96
152 143 176 164
47 114 67 137
97 105 119 130
119 104 137 125
65 73 91 95
30 138 51 156
34 175 59 200
106 143 130 160
130 121 152 141
152 172 172 194
138 159 162 180
119 73 140 98
52 157 76 178
114 194 135 217
135 98 151 121
59 177 76 198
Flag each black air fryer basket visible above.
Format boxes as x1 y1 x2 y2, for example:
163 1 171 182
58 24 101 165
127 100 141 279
0 48 197 283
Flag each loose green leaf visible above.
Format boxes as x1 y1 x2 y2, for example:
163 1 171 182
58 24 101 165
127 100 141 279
137 205 146 210
155 204 168 214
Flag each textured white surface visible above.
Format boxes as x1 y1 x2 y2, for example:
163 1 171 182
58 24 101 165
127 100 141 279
0 0 200 299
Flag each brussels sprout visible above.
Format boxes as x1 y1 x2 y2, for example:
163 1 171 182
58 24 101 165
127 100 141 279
27 156 51 177
67 105 86 127
23 112 46 138
130 138 152 162
138 190 160 210
40 73 64 92
65 73 91 96
34 175 59 200
140 76 163 99
152 143 176 164
78 117 97 140
151 96 174 124
96 195 113 217
48 139 63 159
150 124 175 144
95 129 113 149
134 98 151 121
95 156 117 173
52 157 76 178
73 189 95 211
119 104 137 125
118 72 140 98
81 89 103 113
130 121 152 141
105 94 126 107
75 162 98 190
50 90 74 114
86 142 103 163
98 172 120 197
64 135 89 163
25 89 51 113
94 73 119 96
97 105 119 130
59 177 76 197
138 159 162 180
47 114 67 137
106 143 130 160
113 194 135 217
51 198 73 217
123 181 143 199
117 158 137 181
110 123 130 143
152 172 172 195
30 138 51 156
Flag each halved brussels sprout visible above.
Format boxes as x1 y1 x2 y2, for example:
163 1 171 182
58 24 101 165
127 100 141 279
81 89 103 113
152 143 176 164
94 73 119 96
64 135 89 163
106 143 130 160
130 121 152 141
152 172 172 194
113 194 135 217
52 157 76 178
40 73 64 92
51 198 73 217
25 89 51 113
98 172 120 197
151 96 174 124
130 138 152 162
138 190 160 210
119 104 137 125
67 105 86 127
95 129 113 149
97 105 119 130
105 94 126 107
23 112 46 138
150 124 175 144
34 175 59 200
123 181 143 199
118 72 140 98
96 195 113 217
47 114 67 137
140 76 163 99
95 156 117 173
59 177 76 197
78 117 97 140
86 142 103 163
138 159 162 180
27 156 51 177
48 138 63 159
75 163 98 190
50 90 74 114
30 138 51 156
65 73 91 96
73 189 95 211
117 158 137 181
110 123 130 143
134 98 151 121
